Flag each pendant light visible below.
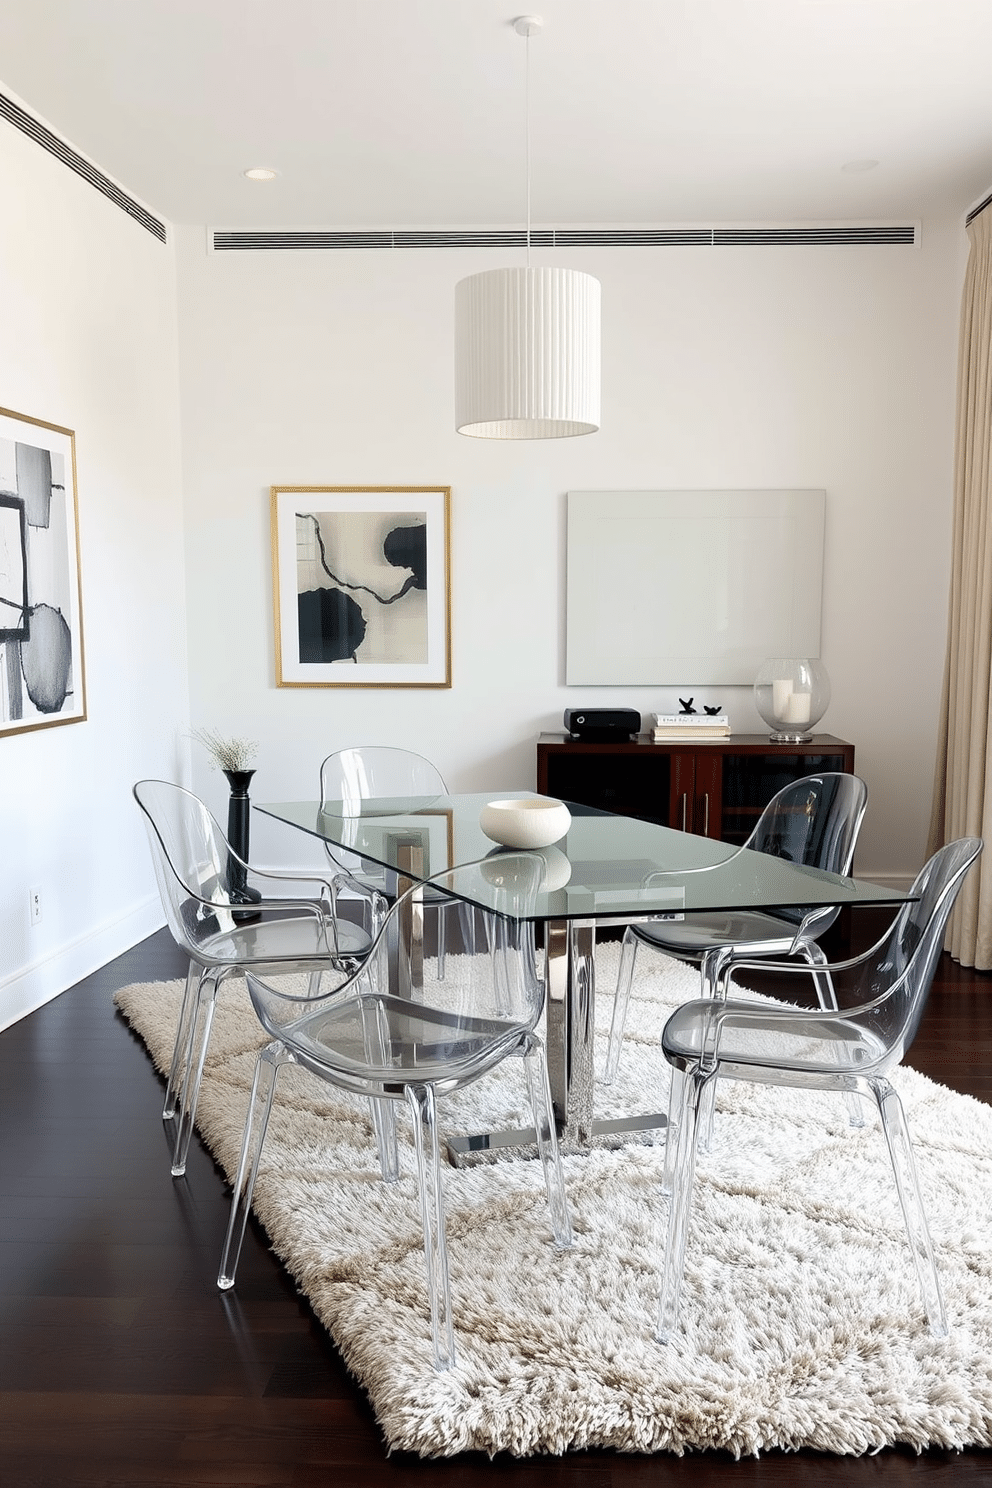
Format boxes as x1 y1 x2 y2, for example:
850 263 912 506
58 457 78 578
454 15 601 439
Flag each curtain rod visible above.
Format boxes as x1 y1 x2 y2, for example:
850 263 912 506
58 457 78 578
966 190 992 226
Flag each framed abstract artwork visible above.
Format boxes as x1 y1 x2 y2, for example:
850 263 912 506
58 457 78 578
271 486 451 688
0 406 86 737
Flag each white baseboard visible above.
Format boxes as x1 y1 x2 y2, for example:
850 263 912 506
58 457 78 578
0 893 165 1032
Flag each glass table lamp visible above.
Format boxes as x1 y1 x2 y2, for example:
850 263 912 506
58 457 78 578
754 658 830 742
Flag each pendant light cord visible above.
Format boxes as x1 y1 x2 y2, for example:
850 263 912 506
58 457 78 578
525 26 532 267
515 16 542 265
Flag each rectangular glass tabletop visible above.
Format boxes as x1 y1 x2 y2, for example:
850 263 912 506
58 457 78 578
258 791 908 921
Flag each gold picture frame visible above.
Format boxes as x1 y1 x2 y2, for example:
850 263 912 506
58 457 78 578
271 485 451 689
0 405 86 737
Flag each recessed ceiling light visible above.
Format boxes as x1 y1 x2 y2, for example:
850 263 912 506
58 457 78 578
243 167 277 182
840 159 879 174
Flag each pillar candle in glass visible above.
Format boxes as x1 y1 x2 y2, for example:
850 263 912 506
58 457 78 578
754 658 830 742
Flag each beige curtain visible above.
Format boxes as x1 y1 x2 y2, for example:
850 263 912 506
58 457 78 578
928 206 992 967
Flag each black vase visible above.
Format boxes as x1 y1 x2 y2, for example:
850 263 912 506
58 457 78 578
223 768 263 920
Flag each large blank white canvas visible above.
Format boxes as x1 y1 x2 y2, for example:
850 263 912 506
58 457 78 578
566 490 824 686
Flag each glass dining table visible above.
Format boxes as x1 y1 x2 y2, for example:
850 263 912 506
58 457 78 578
257 790 909 1161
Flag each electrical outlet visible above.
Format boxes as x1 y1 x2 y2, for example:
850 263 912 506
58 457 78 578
29 886 42 925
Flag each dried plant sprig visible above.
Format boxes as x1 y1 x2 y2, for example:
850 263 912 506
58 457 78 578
190 727 258 773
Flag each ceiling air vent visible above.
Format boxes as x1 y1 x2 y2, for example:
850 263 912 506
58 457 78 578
0 89 166 243
713 225 915 246
211 223 917 253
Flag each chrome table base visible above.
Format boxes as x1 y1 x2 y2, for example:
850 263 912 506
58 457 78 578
445 917 669 1167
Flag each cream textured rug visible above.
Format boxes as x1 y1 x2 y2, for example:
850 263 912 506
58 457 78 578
114 946 992 1460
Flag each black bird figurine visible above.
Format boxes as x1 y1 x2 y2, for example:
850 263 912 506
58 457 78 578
678 697 696 714
703 704 723 715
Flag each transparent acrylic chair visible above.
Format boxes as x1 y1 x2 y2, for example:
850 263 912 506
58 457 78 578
217 853 572 1373
604 772 869 1087
134 780 372 1177
655 836 982 1345
319 746 470 976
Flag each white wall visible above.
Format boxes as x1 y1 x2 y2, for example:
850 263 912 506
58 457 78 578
177 221 964 882
0 119 188 1027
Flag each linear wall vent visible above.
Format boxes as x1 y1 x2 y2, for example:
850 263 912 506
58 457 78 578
211 223 917 253
0 89 166 243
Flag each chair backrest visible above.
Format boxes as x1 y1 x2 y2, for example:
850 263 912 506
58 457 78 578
134 779 241 955
746 772 869 927
244 853 546 1093
747 771 868 868
843 837 983 1066
319 747 446 815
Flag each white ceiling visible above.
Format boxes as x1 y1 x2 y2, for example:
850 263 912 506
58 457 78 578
1 0 991 229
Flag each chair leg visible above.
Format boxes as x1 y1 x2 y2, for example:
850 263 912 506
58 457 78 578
871 1076 947 1337
603 926 641 1084
802 944 865 1128
697 947 733 1152
436 902 446 980
491 917 515 1016
521 1038 572 1250
479 909 522 1016
660 1064 683 1199
804 941 839 1011
369 1097 400 1184
218 1041 287 1289
164 960 200 1120
405 1082 456 1371
456 900 477 959
657 1063 713 1344
360 997 400 1183
171 970 222 1177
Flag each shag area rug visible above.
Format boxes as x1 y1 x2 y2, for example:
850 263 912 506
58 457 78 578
114 946 992 1460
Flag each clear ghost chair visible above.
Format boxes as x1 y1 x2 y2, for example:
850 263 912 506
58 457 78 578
655 836 982 1345
134 780 372 1177
217 853 572 1373
604 772 869 1089
319 746 472 977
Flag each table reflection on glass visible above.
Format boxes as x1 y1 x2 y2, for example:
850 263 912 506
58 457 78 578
257 791 909 1160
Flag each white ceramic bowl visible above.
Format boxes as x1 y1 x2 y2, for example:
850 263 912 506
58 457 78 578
479 797 571 849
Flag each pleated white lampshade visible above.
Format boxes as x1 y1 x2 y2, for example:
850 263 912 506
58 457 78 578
454 266 601 439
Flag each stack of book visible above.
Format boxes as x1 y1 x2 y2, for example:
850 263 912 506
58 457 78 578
650 712 731 742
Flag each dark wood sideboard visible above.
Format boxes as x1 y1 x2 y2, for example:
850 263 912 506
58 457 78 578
537 732 856 846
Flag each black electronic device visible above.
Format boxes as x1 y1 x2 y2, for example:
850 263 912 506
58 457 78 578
563 708 642 742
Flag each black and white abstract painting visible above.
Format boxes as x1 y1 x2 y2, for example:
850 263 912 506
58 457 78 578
271 486 450 688
0 408 86 737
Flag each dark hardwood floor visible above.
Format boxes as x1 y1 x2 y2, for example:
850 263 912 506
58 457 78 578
0 927 990 1486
